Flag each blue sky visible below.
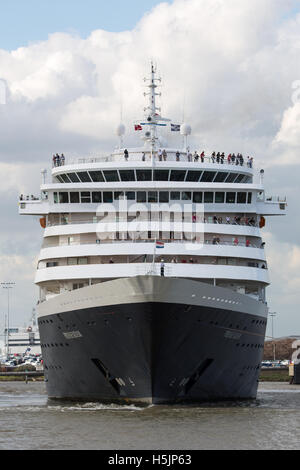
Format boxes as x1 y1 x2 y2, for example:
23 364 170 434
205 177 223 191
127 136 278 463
0 0 171 50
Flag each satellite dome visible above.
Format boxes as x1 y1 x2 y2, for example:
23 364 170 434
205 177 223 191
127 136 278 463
180 123 192 136
116 123 126 136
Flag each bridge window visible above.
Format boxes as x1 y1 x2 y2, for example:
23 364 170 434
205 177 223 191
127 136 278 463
214 172 228 182
103 170 119 182
77 172 92 183
119 170 135 181
89 171 105 182
201 172 216 182
186 171 202 182
170 170 186 181
136 169 152 181
67 173 81 183
60 174 71 183
154 170 169 181
226 173 238 183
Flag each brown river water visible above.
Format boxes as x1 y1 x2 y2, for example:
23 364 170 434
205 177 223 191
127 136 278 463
0 381 299 450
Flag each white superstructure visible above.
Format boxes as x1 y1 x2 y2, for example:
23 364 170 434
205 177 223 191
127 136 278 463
19 64 287 308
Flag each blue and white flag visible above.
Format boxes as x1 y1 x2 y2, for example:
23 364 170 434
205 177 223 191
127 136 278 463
171 124 180 132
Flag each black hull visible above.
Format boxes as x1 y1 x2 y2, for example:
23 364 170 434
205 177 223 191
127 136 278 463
39 301 266 404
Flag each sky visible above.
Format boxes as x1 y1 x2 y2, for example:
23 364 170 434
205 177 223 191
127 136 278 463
0 0 300 340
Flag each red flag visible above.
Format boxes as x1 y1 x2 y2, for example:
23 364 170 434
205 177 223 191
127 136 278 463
135 124 142 131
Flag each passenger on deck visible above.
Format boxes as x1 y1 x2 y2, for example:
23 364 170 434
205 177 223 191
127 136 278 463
211 152 216 163
142 152 146 161
200 151 205 162
187 151 192 162
227 154 232 164
194 151 199 162
162 149 167 161
158 149 163 161
61 154 65 165
124 149 129 161
176 151 180 161
55 153 60 166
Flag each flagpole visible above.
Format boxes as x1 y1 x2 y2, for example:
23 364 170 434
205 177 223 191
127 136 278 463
152 237 157 274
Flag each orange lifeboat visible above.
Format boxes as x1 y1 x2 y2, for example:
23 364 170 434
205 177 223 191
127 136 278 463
40 217 46 229
259 216 266 228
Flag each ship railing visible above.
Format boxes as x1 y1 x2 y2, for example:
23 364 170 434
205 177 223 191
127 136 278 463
51 153 254 169
46 218 259 228
44 239 263 249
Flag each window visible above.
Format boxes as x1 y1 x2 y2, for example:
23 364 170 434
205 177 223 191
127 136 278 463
237 192 247 204
103 170 119 182
81 192 91 203
67 258 77 266
119 170 135 181
148 191 158 203
46 261 58 267
215 192 225 203
204 192 214 203
55 175 65 183
78 257 88 265
235 174 244 183
59 192 69 203
214 172 228 183
136 169 152 181
186 171 202 182
77 172 92 183
193 192 203 203
137 192 146 203
114 192 124 200
126 192 135 200
226 192 236 203
103 192 113 203
201 172 216 182
182 192 192 201
247 193 252 204
159 192 169 203
60 174 71 183
154 170 169 181
70 192 80 203
170 170 186 181
53 192 58 204
92 192 102 203
67 173 81 183
170 192 180 200
89 171 105 182
226 173 237 183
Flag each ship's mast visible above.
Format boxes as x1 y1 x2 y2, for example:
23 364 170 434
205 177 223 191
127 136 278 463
143 62 163 158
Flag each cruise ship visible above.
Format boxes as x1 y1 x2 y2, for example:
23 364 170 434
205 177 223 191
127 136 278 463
19 64 287 403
